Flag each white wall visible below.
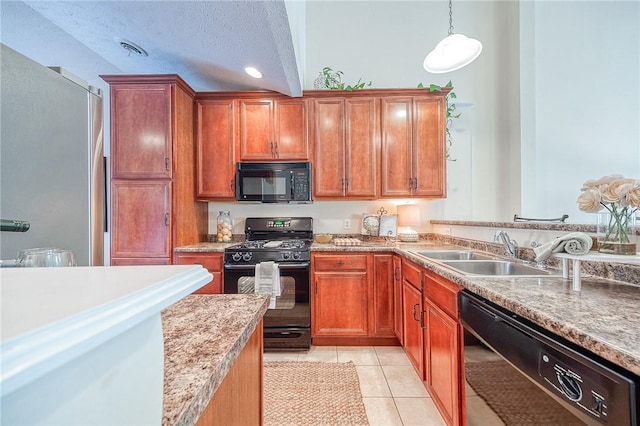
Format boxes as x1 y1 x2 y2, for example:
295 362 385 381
295 0 639 233
520 1 640 224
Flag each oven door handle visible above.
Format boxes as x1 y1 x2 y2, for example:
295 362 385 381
224 262 310 270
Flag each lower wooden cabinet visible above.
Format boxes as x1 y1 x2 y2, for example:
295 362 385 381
195 321 263 425
372 254 395 337
393 255 403 344
173 252 223 294
312 254 369 337
422 270 465 426
403 273 424 380
311 252 399 343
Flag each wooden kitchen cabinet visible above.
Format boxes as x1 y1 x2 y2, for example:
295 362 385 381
109 83 172 180
111 181 171 259
423 270 464 426
195 99 237 199
173 252 224 294
310 97 377 198
372 254 395 338
195 321 263 426
311 253 370 337
238 97 308 160
393 255 403 344
102 75 208 265
380 96 446 198
402 259 424 380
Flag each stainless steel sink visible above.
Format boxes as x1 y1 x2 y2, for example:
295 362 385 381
440 260 557 276
411 250 496 261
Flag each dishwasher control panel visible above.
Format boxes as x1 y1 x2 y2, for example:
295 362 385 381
538 351 610 421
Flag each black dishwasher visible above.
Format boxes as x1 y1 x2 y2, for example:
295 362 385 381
460 290 639 426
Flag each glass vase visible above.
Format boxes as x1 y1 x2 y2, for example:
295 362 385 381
597 210 637 255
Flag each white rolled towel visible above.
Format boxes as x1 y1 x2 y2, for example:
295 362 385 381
534 232 593 262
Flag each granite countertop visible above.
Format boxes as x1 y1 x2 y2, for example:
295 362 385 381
172 241 640 376
161 294 269 426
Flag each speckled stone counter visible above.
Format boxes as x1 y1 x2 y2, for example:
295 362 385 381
161 294 269 426
172 240 640 377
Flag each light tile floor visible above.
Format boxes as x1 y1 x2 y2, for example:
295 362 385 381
264 345 504 425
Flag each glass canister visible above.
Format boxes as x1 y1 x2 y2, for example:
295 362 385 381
216 211 233 243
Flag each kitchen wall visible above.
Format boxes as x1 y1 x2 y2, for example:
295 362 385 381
3 1 637 240
258 0 638 237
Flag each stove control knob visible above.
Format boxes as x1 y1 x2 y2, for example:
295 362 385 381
292 252 301 260
282 252 291 260
242 252 252 262
232 253 242 262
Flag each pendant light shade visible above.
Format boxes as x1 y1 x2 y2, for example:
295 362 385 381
423 0 482 74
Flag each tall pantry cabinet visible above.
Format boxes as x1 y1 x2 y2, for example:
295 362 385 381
102 75 208 265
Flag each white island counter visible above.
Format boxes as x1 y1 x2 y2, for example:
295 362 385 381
1 265 212 425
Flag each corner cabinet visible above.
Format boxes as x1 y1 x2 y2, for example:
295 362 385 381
309 97 378 198
102 75 208 265
238 97 308 160
380 95 446 198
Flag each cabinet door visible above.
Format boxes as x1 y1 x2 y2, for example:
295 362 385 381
111 181 171 260
393 255 403 344
425 301 461 426
174 252 223 294
345 98 377 198
403 279 424 379
372 254 395 337
238 99 273 160
312 97 377 199
196 100 237 198
274 99 308 159
413 97 446 197
380 97 413 197
111 84 172 179
312 271 369 337
311 98 345 197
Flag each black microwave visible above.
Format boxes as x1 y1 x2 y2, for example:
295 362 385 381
235 162 312 203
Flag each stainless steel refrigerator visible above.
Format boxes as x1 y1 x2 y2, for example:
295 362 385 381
0 44 105 266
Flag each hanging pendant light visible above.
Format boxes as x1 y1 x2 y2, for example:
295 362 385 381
423 0 482 73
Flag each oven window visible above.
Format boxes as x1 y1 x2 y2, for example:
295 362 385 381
237 276 296 309
242 177 288 196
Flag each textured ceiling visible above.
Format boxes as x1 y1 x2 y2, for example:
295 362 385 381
1 1 302 96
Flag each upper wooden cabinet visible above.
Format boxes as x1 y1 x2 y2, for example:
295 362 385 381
380 96 446 198
238 97 308 160
109 83 172 180
195 99 237 199
310 97 377 198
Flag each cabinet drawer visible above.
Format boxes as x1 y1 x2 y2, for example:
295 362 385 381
402 259 422 290
174 253 223 271
313 254 368 271
423 271 461 318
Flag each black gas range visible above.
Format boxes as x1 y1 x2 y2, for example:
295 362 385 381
223 217 313 350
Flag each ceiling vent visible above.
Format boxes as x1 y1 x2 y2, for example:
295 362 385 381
115 38 148 57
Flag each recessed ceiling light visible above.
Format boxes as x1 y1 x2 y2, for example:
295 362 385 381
115 38 148 57
245 67 263 79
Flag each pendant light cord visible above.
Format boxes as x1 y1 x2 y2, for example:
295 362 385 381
448 0 454 36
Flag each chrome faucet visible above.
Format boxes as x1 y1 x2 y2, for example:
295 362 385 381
494 230 518 258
